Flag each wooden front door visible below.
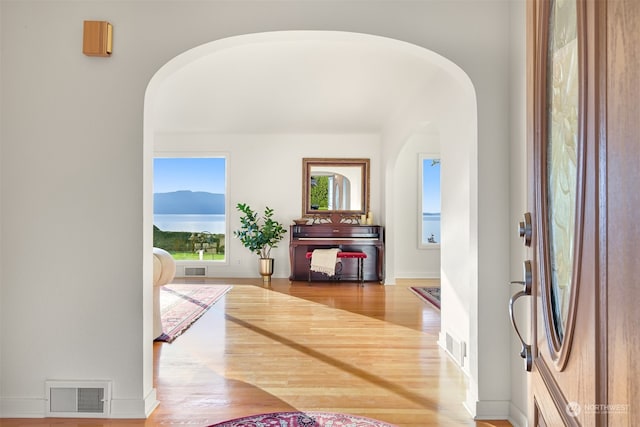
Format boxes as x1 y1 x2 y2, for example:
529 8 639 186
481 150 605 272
519 0 639 425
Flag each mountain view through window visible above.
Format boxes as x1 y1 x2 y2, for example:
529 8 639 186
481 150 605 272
153 157 226 261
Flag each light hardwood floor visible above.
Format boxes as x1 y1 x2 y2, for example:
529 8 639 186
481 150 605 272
1 278 512 427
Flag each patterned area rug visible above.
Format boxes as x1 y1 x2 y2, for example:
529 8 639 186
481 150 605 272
154 284 232 343
409 286 441 309
209 411 397 426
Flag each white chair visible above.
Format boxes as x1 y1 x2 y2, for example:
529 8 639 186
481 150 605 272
153 247 176 339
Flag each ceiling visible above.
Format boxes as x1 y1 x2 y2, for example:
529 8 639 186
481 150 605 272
151 38 443 134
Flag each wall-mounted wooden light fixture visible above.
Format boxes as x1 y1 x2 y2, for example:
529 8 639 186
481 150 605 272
83 21 113 57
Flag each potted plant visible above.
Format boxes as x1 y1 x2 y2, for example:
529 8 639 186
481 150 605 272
233 203 287 283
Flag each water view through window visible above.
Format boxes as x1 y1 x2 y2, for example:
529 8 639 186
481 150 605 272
153 157 226 261
421 157 441 246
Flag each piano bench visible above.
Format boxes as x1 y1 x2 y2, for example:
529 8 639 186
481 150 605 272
305 251 367 285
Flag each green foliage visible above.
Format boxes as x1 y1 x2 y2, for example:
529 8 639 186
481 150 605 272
153 226 225 257
170 251 225 261
310 175 329 209
233 203 287 259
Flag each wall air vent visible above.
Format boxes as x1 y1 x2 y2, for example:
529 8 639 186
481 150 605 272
445 332 466 368
45 380 111 418
184 266 207 276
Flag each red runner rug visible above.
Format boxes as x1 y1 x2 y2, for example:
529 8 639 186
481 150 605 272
209 411 397 426
155 284 232 343
409 286 441 309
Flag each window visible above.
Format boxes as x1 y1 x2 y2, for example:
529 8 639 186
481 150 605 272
153 157 226 261
420 155 441 247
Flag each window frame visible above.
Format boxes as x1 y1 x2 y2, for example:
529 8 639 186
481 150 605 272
153 153 229 265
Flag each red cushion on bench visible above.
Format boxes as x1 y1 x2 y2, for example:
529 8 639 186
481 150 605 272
337 252 367 258
305 251 366 259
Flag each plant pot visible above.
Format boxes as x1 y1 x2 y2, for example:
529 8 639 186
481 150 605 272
258 258 274 284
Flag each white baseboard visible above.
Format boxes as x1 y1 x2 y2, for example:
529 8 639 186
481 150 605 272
463 388 512 421
462 383 478 417
473 399 511 419
144 388 160 417
394 273 441 280
0 390 158 419
0 397 45 418
462 384 527 425
109 394 156 419
395 277 441 286
508 401 528 427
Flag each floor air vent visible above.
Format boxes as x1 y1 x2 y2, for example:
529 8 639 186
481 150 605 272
45 380 111 417
184 266 206 276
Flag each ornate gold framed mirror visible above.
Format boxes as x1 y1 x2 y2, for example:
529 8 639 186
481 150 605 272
302 158 370 222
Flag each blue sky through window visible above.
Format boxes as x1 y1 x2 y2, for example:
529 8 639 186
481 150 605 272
422 159 440 214
154 157 226 194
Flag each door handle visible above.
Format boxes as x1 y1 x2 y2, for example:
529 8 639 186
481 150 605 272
509 260 533 372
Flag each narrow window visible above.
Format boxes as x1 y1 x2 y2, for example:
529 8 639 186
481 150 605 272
153 157 226 261
420 156 441 247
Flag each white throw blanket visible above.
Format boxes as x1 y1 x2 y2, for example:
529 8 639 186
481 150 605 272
310 248 342 276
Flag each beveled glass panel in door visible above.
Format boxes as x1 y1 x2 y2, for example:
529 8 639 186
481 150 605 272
544 0 580 353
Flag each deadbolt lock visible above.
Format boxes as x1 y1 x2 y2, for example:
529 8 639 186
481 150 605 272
518 212 532 247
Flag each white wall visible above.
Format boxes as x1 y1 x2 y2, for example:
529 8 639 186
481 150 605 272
0 0 519 420
154 132 382 279
392 127 441 279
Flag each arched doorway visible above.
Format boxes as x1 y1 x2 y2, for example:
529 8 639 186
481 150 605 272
143 30 480 412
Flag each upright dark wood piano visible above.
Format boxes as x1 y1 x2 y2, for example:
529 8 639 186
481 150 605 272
289 224 384 282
